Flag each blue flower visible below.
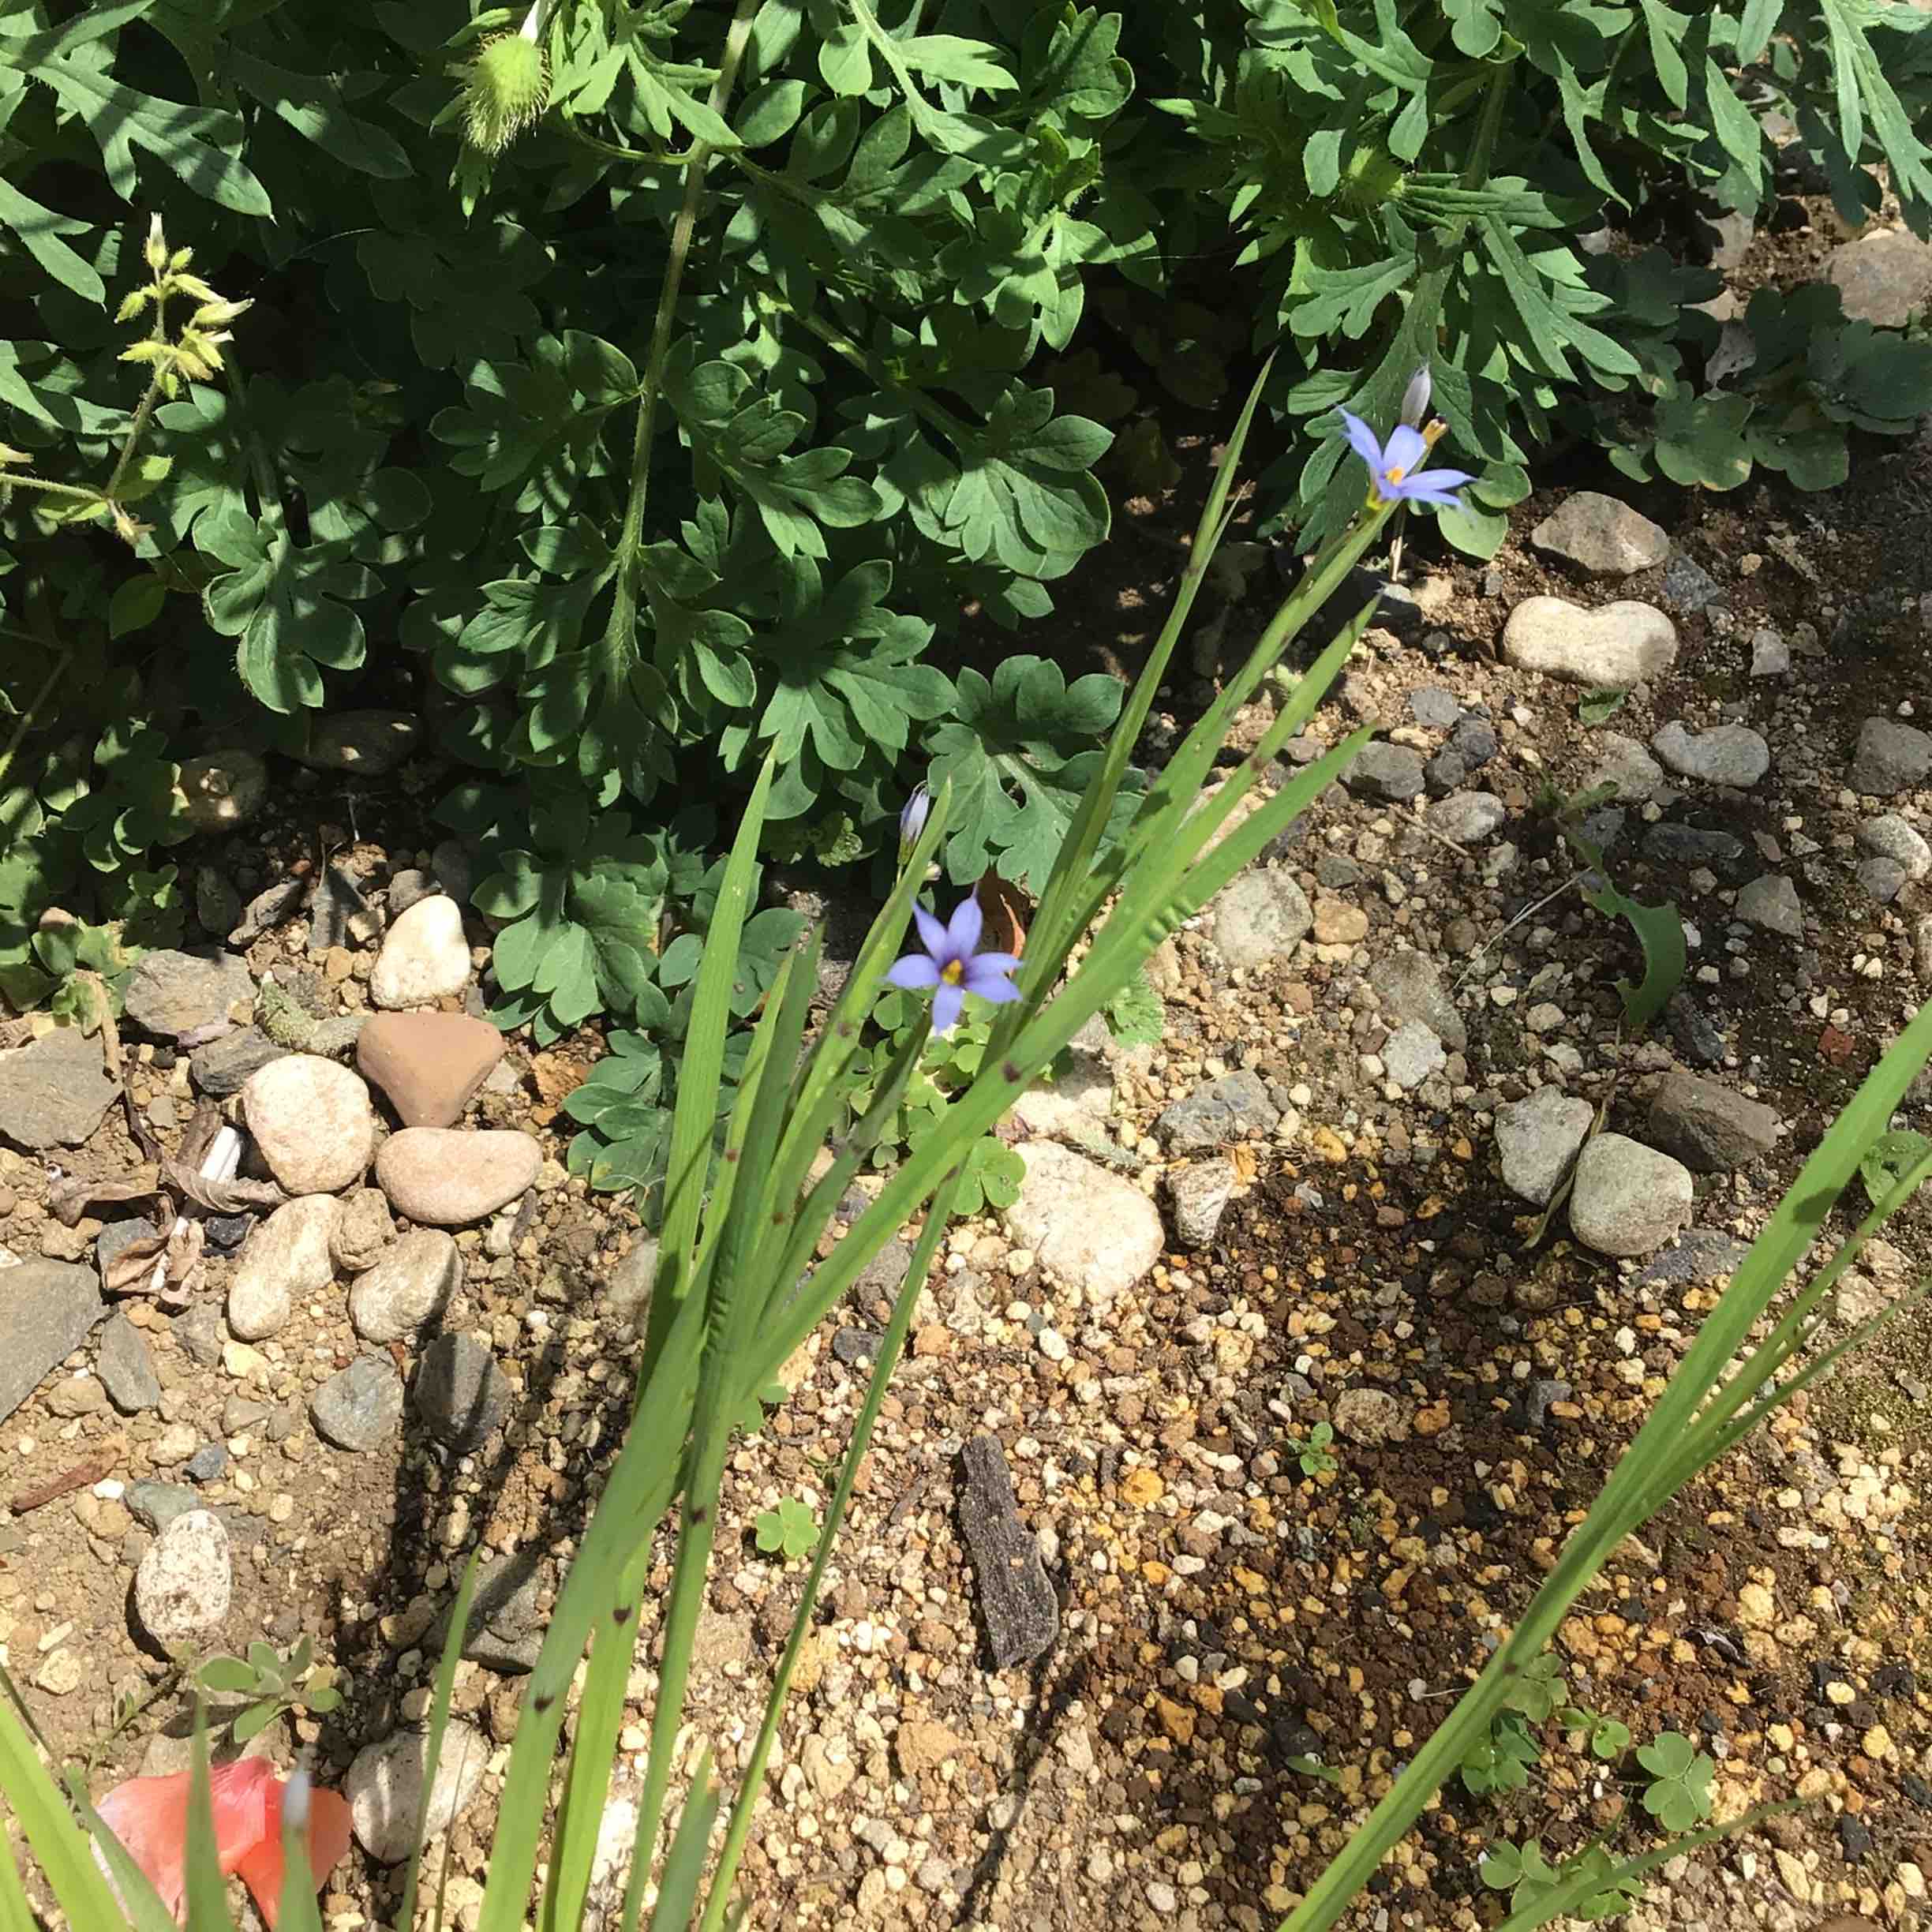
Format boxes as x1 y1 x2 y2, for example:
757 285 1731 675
884 893 1020 1035
1339 410 1475 509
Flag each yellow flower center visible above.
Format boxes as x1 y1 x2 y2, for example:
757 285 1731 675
1383 464 1407 486
941 959 965 986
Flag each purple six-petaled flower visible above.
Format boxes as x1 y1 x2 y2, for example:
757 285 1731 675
885 893 1020 1035
1338 409 1474 509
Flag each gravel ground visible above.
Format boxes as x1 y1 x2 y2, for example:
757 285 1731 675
5 213 1932 1932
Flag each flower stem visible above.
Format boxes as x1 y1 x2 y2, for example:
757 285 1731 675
0 653 64 791
599 0 759 691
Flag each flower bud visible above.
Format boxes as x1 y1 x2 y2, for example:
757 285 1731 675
462 32 550 154
144 215 167 272
897 783 931 863
1398 365 1432 429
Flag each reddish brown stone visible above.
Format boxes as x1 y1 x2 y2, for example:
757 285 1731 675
356 1011 506 1129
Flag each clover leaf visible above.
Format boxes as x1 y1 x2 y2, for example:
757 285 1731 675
1636 1731 1715 1831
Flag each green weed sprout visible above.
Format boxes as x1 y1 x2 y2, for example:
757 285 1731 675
753 1497 818 1563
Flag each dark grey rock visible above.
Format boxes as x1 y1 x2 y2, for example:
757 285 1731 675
309 863 373 952
854 1240 914 1305
1667 993 1728 1067
0 1026 118 1152
1342 742 1426 803
173 1302 226 1368
0 1260 106 1425
1646 1069 1780 1171
97 1217 163 1294
125 1481 201 1533
414 1335 508 1448
1580 807 1627 854
1634 1228 1750 1288
833 1327 882 1366
1425 750 1470 796
1645 825 1748 874
230 878 304 945
386 869 436 917
189 1026 288 1097
1850 717 1932 796
1527 1379 1573 1429
310 1356 406 1452
97 1312 162 1413
1156 1069 1280 1153
194 867 242 940
1315 853 1363 889
204 1214 253 1254
1860 856 1911 902
431 841 474 909
958 1434 1059 1669
1408 687 1462 728
1659 555 1721 614
431 1548 546 1675
1737 873 1804 938
123 949 255 1043
184 1443 230 1484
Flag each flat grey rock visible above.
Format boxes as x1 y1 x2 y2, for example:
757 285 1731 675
1156 1069 1279 1153
414 1334 508 1448
97 1312 162 1413
0 1026 118 1151
1646 1069 1779 1172
310 1357 405 1452
1737 874 1804 938
0 1260 107 1425
1651 721 1769 788
123 950 255 1043
1530 492 1669 577
1369 952 1466 1051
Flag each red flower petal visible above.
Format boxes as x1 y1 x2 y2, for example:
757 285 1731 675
96 1758 275 1922
231 1779 354 1929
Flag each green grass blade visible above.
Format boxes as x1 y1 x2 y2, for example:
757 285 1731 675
642 747 780 1370
1024 356 1277 974
630 1753 719 1932
396 1549 481 1932
182 1714 231 1932
612 957 797 1919
0 1819 42 1932
273 1780 325 1932
0 1696 140 1930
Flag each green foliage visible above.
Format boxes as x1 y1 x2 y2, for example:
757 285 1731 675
1560 786 1686 1032
1634 1731 1716 1831
1459 1709 1541 1795
1562 1706 1633 1761
1103 968 1166 1048
841 984 1024 1215
1608 285 1932 494
1117 0 1932 548
1291 1420 1338 1477
753 1496 818 1562
194 1638 343 1747
1480 1837 1644 1923
0 0 1151 1041
1500 1653 1567 1724
1861 1129 1932 1211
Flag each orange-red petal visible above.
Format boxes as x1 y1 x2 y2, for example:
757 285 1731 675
232 1779 354 1929
95 1758 276 1922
